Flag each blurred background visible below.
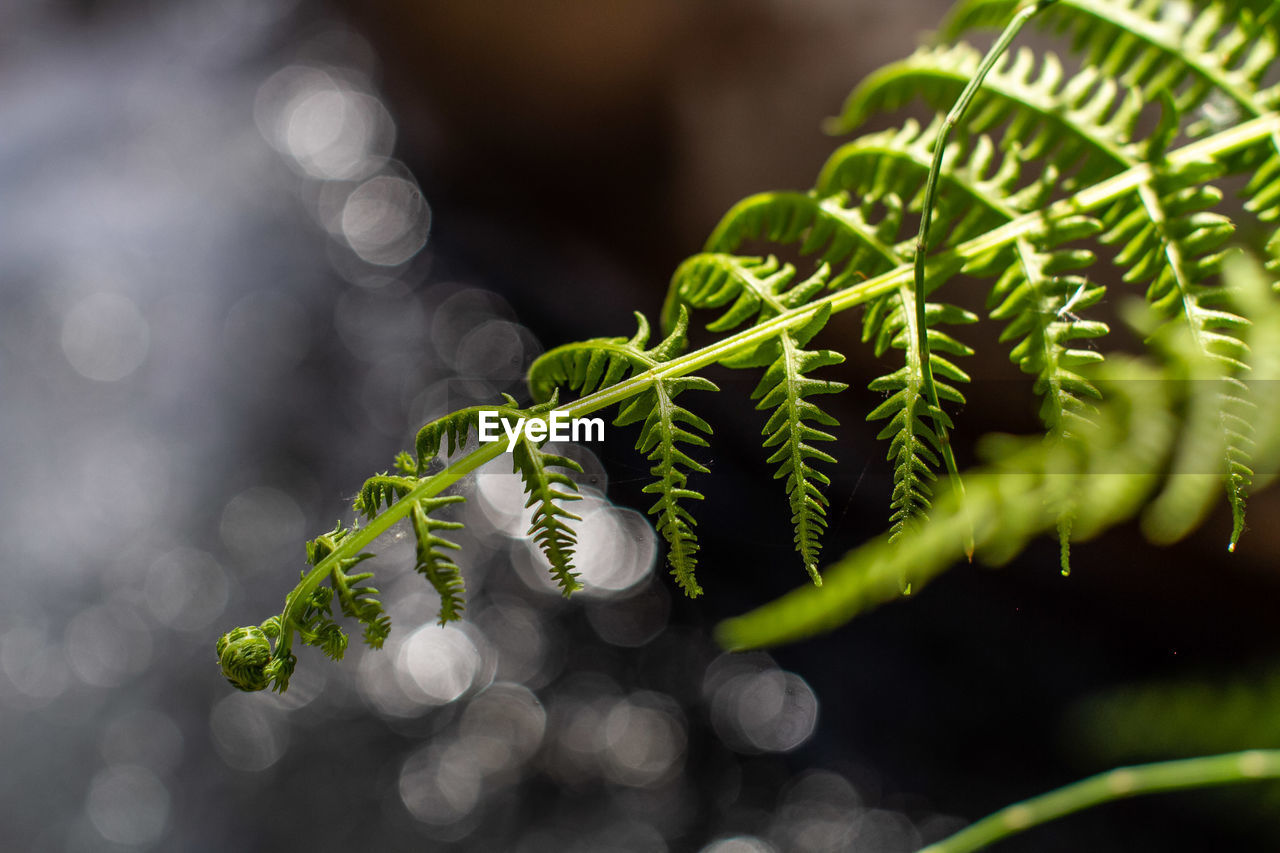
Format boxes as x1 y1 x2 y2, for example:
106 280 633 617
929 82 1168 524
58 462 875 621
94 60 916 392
3 0 1280 850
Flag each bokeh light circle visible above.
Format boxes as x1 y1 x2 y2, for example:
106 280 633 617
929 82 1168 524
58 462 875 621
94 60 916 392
60 292 150 382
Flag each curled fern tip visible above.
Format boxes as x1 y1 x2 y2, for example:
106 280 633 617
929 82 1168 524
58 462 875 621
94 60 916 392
216 625 272 692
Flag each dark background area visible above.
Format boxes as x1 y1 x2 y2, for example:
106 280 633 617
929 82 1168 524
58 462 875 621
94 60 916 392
3 0 1280 850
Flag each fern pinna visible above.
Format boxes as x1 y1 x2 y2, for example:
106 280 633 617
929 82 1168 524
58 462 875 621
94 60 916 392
530 308 716 596
218 0 1280 700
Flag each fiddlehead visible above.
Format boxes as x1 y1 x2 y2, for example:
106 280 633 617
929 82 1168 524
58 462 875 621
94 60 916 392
215 625 275 692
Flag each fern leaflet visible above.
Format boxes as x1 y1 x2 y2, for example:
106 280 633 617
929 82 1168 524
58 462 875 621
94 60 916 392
667 254 846 580
530 309 715 595
409 496 467 624
413 394 586 593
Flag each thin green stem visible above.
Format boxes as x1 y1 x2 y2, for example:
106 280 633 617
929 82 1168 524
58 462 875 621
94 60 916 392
263 108 1280 663
913 0 1060 556
920 750 1280 853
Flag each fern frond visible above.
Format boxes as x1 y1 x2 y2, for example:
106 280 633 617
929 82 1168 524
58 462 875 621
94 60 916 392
413 396 527 463
1244 152 1280 236
866 285 977 540
297 521 387 659
718 235 1280 655
413 393 586 591
845 194 974 543
1104 164 1253 547
353 473 418 519
663 253 826 342
832 43 1141 191
816 115 1108 434
328 553 389 649
686 185 975 542
986 226 1107 439
219 0 1280 703
666 254 845 581
303 520 350 567
755 305 846 581
815 112 1104 569
527 313 659 401
1233 254 1280 489
718 357 1178 649
987 227 1108 573
530 309 716 595
945 0 1280 228
512 439 584 595
294 587 348 661
393 450 418 475
1140 320 1254 550
943 0 1280 132
816 118 1042 248
621 378 713 597
829 27 1261 554
612 312 716 596
826 41 1128 564
704 190 909 288
409 496 467 624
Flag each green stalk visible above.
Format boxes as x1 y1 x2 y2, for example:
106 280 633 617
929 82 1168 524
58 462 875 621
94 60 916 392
912 0 1060 557
921 750 1280 853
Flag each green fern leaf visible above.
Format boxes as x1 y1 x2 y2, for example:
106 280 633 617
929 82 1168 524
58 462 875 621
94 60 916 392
866 290 977 540
816 118 1042 249
943 0 1280 131
303 520 350 567
946 0 1280 230
691 189 975 542
663 253 825 344
409 496 467 624
987 229 1107 439
1228 254 1280 491
704 190 908 287
413 398 521 463
1105 164 1253 548
754 305 846 583
512 439 584 595
986 229 1108 573
296 522 388 657
718 359 1180 650
295 586 348 661
618 378 713 597
869 264 972 545
815 115 1108 439
530 309 717 596
831 43 1140 191
613 311 716 596
353 473 418 519
218 0 1280 699
329 554 390 649
413 394 586 591
527 315 657 402
666 254 846 581
393 450 418 476
825 26 1260 555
